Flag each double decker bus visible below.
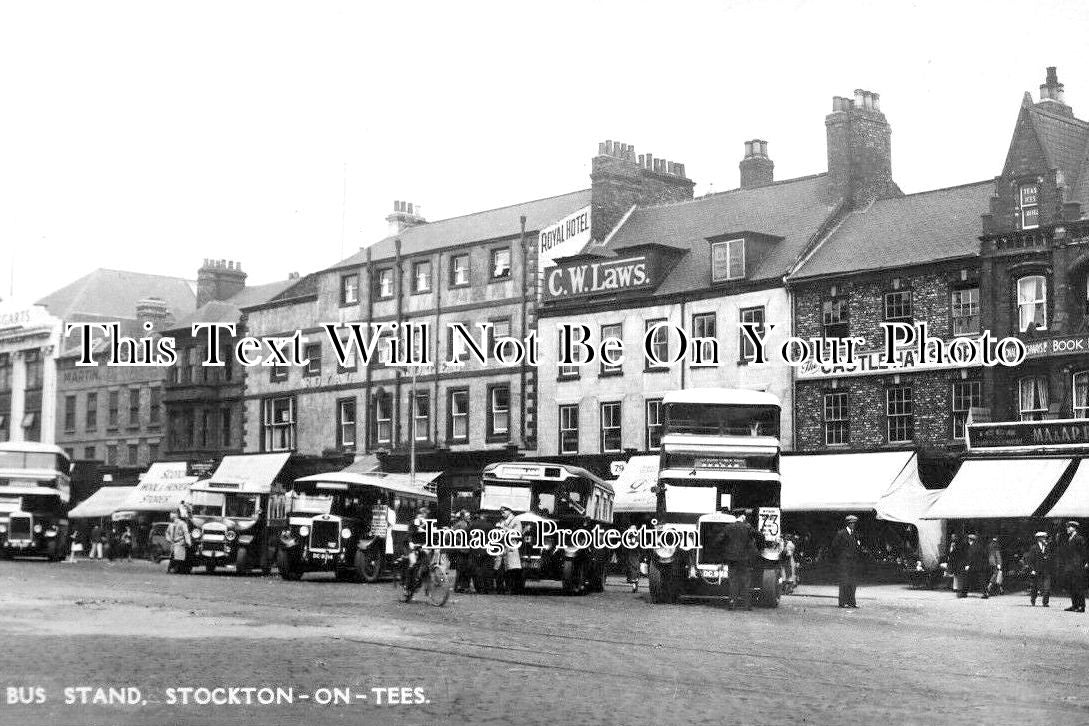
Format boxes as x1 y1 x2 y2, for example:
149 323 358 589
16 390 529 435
0 442 71 561
647 389 783 607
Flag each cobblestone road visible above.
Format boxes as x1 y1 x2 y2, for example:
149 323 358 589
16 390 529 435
0 558 1086 725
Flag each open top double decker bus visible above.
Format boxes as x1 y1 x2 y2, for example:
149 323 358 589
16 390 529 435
647 389 783 607
0 442 71 561
480 462 615 594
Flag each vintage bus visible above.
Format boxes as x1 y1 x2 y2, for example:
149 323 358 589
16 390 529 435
0 442 71 561
647 389 783 607
276 471 437 582
479 462 614 595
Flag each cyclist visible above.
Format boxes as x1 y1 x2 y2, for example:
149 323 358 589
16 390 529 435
402 506 433 594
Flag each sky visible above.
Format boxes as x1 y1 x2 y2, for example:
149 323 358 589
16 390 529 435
3 0 1089 305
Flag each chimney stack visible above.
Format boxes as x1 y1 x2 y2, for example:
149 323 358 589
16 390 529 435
825 89 899 208
196 258 247 307
739 139 774 189
590 138 695 242
135 297 172 331
386 200 427 235
1038 66 1073 117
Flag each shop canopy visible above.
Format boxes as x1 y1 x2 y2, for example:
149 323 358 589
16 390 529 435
119 462 199 514
611 455 660 514
194 453 292 493
68 486 137 518
1047 460 1089 518
923 458 1074 520
780 451 916 512
292 471 440 500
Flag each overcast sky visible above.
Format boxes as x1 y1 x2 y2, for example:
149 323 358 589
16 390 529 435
3 0 1089 305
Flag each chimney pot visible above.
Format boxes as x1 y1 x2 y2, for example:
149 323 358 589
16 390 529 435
605 140 614 155
598 141 606 155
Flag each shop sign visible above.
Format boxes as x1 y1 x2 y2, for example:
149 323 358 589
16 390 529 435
967 419 1089 450
795 346 977 379
1022 335 1089 359
544 255 652 300
538 206 592 267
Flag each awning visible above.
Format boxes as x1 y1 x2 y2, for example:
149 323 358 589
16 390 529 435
1047 460 1089 518
780 451 914 511
122 462 199 513
611 455 660 513
924 458 1074 519
292 471 440 501
68 486 137 518
195 453 292 493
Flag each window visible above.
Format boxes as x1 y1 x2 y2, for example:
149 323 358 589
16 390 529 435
83 446 95 461
200 410 210 448
558 332 581 379
337 398 356 449
23 350 42 389
739 306 766 362
487 385 510 441
1020 183 1040 230
822 299 849 338
488 318 511 357
262 396 297 452
559 404 579 455
712 239 745 281
645 399 663 451
1017 276 1047 332
304 342 322 377
148 442 159 462
883 290 913 323
951 287 980 336
270 342 289 382
824 393 850 445
1075 372 1089 419
692 312 717 364
127 444 139 466
374 392 393 445
341 273 359 305
0 353 10 391
450 254 470 287
413 260 432 293
952 380 983 439
336 336 357 373
108 391 119 428
64 396 76 432
106 445 117 465
448 323 471 364
63 447 74 460
491 248 512 280
412 391 430 442
150 387 161 424
645 319 669 370
374 268 394 299
86 393 98 430
1018 376 1048 421
448 388 469 443
886 387 914 443
129 389 140 426
600 402 622 453
600 323 623 376
221 409 232 447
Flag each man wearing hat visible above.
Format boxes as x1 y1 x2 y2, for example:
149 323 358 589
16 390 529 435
1024 531 1054 607
1056 520 1087 612
829 515 861 608
962 533 990 599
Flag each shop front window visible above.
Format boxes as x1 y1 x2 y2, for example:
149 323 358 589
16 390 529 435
1074 372 1089 419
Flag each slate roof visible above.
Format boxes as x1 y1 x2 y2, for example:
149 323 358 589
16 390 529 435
329 189 591 270
167 279 298 332
601 173 840 295
790 180 992 280
37 269 196 321
1027 103 1089 208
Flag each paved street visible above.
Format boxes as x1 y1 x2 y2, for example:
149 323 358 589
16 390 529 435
0 559 1086 726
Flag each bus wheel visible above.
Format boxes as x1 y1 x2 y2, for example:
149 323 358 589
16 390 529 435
586 562 606 593
758 569 780 608
356 550 382 583
648 561 678 604
277 551 302 581
561 559 585 595
234 548 250 574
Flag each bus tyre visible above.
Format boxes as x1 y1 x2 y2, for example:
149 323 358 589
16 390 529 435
561 559 585 595
356 550 381 583
234 547 250 574
759 568 780 608
277 551 302 581
648 561 678 604
586 562 606 593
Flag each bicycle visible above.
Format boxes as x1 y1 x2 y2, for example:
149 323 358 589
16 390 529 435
401 547 450 607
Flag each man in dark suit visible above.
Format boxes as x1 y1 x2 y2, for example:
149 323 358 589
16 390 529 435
830 515 861 608
963 533 990 599
1056 521 1087 613
723 510 756 610
1024 531 1054 607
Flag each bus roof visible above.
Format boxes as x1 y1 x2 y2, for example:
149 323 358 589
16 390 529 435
482 462 614 494
292 471 439 501
0 441 70 459
662 388 781 407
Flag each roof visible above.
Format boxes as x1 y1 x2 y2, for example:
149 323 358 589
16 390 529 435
602 174 839 292
36 269 196 321
1029 105 1089 207
167 279 297 331
68 486 137 518
791 180 993 279
661 388 781 407
330 189 591 269
292 471 440 500
0 441 69 456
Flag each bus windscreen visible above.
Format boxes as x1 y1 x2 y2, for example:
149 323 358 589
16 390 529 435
665 403 780 438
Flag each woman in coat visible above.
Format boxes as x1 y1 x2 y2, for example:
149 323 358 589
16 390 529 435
166 513 192 574
946 534 964 596
494 506 523 594
986 536 1004 596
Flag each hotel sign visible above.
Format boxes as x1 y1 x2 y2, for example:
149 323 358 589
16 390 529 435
967 419 1089 450
544 255 652 300
538 205 592 267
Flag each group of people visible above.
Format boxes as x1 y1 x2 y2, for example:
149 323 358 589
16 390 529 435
944 521 1088 612
414 505 526 595
66 523 134 562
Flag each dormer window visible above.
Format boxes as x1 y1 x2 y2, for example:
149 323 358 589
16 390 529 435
1020 183 1039 230
712 239 745 282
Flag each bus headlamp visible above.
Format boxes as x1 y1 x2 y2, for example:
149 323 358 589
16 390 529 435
299 525 310 537
225 530 237 541
191 528 202 539
655 544 677 560
44 528 57 538
341 528 352 539
0 525 7 534
33 524 42 534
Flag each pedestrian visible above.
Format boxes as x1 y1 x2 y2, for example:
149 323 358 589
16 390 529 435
947 533 965 597
67 529 83 562
89 523 104 560
1024 531 1054 607
623 521 643 593
494 505 523 594
986 536 1004 596
782 533 798 594
830 514 861 608
962 533 990 599
468 511 494 593
1056 520 1087 613
451 509 473 593
119 526 134 562
722 510 756 610
166 512 191 574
